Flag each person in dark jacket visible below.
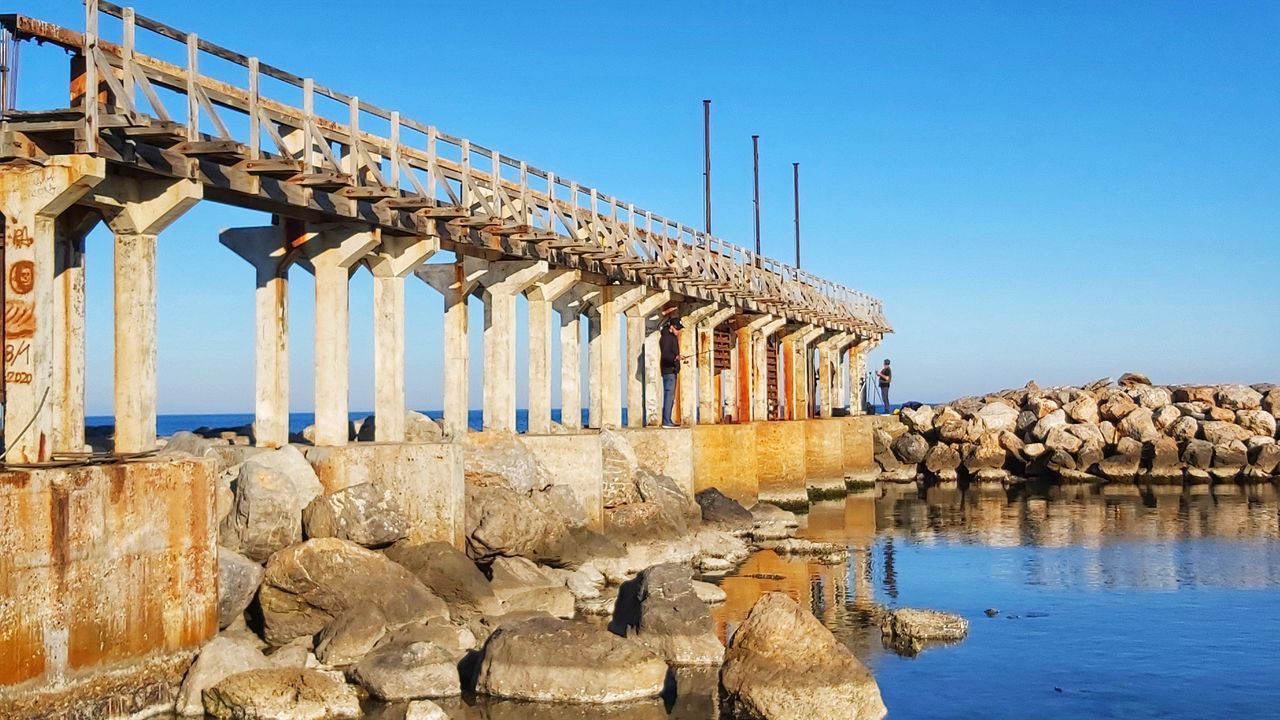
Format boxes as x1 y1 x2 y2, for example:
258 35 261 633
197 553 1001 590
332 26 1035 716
876 359 892 414
660 319 683 427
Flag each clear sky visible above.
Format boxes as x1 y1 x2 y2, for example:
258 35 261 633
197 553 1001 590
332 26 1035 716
13 1 1279 414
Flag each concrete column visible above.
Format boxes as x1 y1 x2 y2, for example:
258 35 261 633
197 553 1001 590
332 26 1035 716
93 176 202 454
220 221 302 448
51 208 99 453
754 317 786 421
367 236 438 441
848 336 878 415
299 225 379 447
804 328 833 419
698 306 736 424
623 290 670 428
524 270 579 434
586 285 647 429
735 315 773 423
675 303 720 426
779 324 815 420
476 261 548 432
0 157 105 462
418 258 487 438
551 286 597 430
817 332 849 418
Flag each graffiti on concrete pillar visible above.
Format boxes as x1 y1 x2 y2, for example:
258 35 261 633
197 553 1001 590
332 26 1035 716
4 222 36 384
9 259 34 294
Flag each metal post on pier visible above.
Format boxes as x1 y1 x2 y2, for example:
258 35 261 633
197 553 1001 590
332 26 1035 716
792 161 800 268
703 99 712 234
752 134 761 257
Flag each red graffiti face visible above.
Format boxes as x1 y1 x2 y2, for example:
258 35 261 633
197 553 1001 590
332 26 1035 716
8 261 35 295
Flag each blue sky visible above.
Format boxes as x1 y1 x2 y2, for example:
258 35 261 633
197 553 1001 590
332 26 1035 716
13 1 1279 414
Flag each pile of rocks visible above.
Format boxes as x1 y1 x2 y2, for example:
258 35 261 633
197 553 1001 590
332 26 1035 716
876 374 1278 486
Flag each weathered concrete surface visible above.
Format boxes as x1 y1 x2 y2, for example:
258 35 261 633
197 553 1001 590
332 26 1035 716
616 427 694 499
804 419 845 493
753 421 808 507
522 433 604 531
841 416 878 483
0 458 218 718
692 424 758 508
304 442 464 549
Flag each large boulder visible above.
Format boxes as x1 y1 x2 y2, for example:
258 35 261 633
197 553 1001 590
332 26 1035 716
475 616 668 703
720 593 886 720
605 500 687 541
1118 372 1152 387
961 432 1005 473
1173 386 1218 404
259 538 449 646
314 605 387 666
976 402 1019 433
302 482 409 548
880 608 969 655
600 429 642 507
488 556 575 618
609 563 724 666
217 547 264 630
350 640 460 700
1118 408 1159 443
1217 385 1263 411
464 484 569 562
219 446 324 563
463 432 549 493
695 487 754 530
1235 410 1277 438
1044 427 1083 455
923 443 962 479
1029 410 1067 442
356 411 444 443
1064 396 1100 424
176 635 274 716
1098 437 1143 483
899 405 936 435
1252 443 1280 474
1182 439 1215 470
1132 386 1171 410
1170 415 1199 443
891 433 928 464
1099 393 1139 422
1202 420 1252 447
202 668 360 720
383 540 501 617
1264 388 1280 416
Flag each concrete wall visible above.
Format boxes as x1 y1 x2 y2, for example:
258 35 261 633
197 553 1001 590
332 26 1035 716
841 416 878 484
0 459 218 718
522 433 605 531
804 419 845 492
616 427 694 499
753 421 808 507
305 442 465 549
691 424 758 507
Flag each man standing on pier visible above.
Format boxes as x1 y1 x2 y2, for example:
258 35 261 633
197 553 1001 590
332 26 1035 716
877 359 893 414
660 320 683 427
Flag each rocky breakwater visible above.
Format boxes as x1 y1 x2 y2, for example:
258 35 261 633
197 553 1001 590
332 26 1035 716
875 374 1279 487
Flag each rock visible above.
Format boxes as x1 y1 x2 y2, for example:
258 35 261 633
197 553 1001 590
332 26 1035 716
1235 410 1276 438
1118 372 1151 387
488 556 575 618
177 635 274 716
463 432 549 493
1170 415 1199 443
464 484 569 562
1217 385 1263 411
1044 427 1083 455
1264 389 1280 416
531 483 589 530
720 593 886 720
600 429 642 507
356 411 444 443
314 605 387 666
1026 396 1060 419
976 402 1019 433
936 419 967 444
475 616 668 703
695 487 754 529
219 446 324 563
384 540 501 617
638 471 700 522
891 433 929 464
881 608 969 654
1098 437 1143 483
1074 439 1105 471
1214 440 1248 469
1153 405 1182 432
1132 386 1171 410
1066 423 1105 447
1030 410 1067 442
1015 410 1040 435
1098 420 1118 446
1022 442 1047 460
924 443 962 477
932 406 963 429
1118 408 1159 443
351 640 460 700
1100 393 1139 422
899 405 935 434
1252 443 1280 474
1064 396 1099 424
217 547 264 631
259 538 449 646
405 700 449 720
1202 420 1252 446
163 431 218 457
302 482 409 548
1173 386 1218 404
202 668 360 720
1182 439 1215 470
1175 401 1211 420
606 500 687 541
563 565 606 600
693 581 727 605
961 432 1005 472
609 563 724 666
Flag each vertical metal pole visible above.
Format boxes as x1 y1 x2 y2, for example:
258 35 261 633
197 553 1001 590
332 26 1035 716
792 162 800 268
83 0 99 153
752 134 761 257
703 99 712 234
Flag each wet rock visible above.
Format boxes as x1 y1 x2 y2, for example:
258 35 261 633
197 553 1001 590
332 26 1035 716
984 608 999 618
881 608 969 655
177 635 274 716
695 487 754 529
303 482 409 548
610 563 724 666
217 547 264 630
748 503 800 540
405 700 449 720
1217 385 1263 411
693 580 727 605
259 538 449 646
203 668 359 720
315 605 387 666
720 593 886 720
488 556 575 618
384 540 501 618
219 446 324 563
351 640 460 700
1098 437 1143 482
891 433 929 464
463 432 549 493
475 616 668 703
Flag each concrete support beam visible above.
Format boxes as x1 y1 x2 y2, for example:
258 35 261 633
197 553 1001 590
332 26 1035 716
754 317 787 421
298 225 379 446
0 157 105 462
551 285 599 430
623 290 670 428
586 284 647 429
675 303 721 426
91 176 202 454
735 315 773 423
476 260 548 432
367 235 439 442
698 306 736 424
219 221 302 448
525 270 580 434
418 258 488 438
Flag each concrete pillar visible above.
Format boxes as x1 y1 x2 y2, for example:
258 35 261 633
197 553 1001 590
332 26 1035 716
848 336 879 415
51 208 99 454
418 258 487 438
623 290 670 428
92 176 202 454
525 270 580 434
735 315 773 423
0 157 105 462
754 317 787 421
817 332 849 418
220 220 301 448
586 285 647 429
299 225 379 446
675 303 721 426
698 306 736 424
367 235 438 441
552 287 593 429
475 261 548 432
779 324 815 420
